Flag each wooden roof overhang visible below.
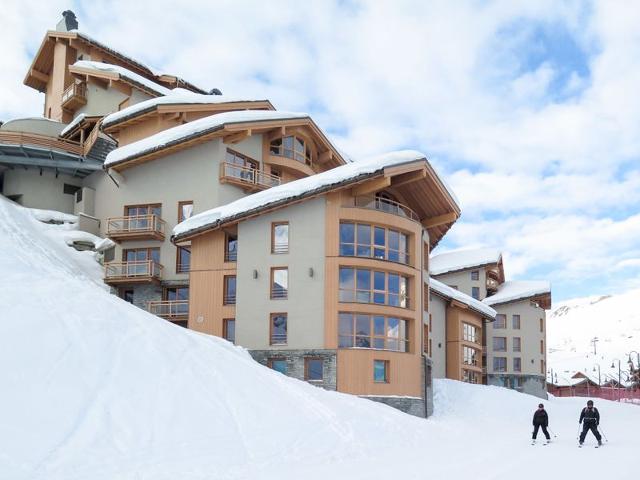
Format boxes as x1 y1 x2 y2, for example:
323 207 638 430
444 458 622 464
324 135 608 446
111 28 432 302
172 158 460 248
68 65 164 98
106 116 347 172
24 31 206 94
59 115 101 140
488 291 552 309
429 288 494 320
101 100 276 133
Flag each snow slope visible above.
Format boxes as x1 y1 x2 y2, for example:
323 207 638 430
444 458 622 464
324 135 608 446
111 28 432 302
547 291 640 383
1 195 639 479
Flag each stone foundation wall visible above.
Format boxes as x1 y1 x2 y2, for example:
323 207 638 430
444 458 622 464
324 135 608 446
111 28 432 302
487 374 548 399
364 396 426 418
249 349 337 391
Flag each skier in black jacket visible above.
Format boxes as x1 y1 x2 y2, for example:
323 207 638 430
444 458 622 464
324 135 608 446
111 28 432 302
532 403 551 444
579 400 602 446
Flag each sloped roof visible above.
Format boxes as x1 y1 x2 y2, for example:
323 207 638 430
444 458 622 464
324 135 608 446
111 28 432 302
428 277 496 319
483 280 551 306
70 61 172 96
430 248 502 275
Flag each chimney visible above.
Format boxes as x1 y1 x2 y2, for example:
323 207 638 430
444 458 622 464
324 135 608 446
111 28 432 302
56 10 79 32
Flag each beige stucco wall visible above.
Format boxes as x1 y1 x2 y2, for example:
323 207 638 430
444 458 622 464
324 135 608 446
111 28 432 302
0 118 65 137
429 293 448 378
76 83 153 118
1 169 81 213
432 267 487 300
235 196 326 350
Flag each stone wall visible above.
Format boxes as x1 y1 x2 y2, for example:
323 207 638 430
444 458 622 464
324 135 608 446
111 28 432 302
364 396 425 418
249 349 337 391
487 374 548 399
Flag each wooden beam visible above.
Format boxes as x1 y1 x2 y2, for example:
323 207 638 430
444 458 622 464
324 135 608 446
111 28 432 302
390 167 427 188
351 176 391 196
266 127 286 142
30 69 49 83
422 212 458 228
450 300 469 310
318 150 333 164
223 130 251 145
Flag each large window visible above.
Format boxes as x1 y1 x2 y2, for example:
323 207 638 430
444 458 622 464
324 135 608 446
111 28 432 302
339 222 409 265
463 323 478 344
225 148 258 180
176 245 190 273
463 346 479 366
513 337 522 352
178 200 193 223
513 357 522 372
494 314 506 329
512 314 521 329
305 358 324 381
270 313 287 345
373 360 389 383
493 336 507 351
269 135 313 165
270 268 288 299
493 357 507 372
338 313 409 352
223 276 236 305
123 248 161 276
463 369 480 384
223 318 236 344
272 222 289 254
124 204 162 230
338 267 409 308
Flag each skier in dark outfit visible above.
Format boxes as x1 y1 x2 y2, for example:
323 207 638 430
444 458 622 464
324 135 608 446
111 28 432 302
579 400 602 446
532 403 551 444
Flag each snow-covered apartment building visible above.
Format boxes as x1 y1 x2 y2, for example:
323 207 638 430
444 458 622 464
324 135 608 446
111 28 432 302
0 12 550 415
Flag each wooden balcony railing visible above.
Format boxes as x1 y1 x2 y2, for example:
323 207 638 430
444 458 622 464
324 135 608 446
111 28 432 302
61 82 87 110
148 300 189 320
104 260 163 284
106 214 166 241
0 131 83 155
220 162 281 190
353 196 420 222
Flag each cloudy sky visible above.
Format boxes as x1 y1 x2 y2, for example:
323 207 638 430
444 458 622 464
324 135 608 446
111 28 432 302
2 0 639 302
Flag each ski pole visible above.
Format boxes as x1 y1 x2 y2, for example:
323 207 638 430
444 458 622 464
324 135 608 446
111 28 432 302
548 427 558 438
598 425 608 443
577 423 581 440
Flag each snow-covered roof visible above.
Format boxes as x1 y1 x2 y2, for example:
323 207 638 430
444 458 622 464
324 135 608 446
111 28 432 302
102 89 273 128
71 60 172 96
483 280 551 306
104 110 310 168
428 277 497 319
173 150 441 240
430 248 502 275
61 114 86 137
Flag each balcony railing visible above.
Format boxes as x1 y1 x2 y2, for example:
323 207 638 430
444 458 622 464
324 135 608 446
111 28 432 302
220 162 281 190
353 196 420 222
270 333 288 345
106 214 166 241
148 300 189 320
224 250 238 262
0 131 83 155
270 288 288 300
104 260 163 284
61 82 87 110
223 294 237 305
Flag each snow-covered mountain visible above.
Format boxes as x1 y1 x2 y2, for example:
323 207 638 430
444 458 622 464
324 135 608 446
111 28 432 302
547 291 640 384
1 195 639 479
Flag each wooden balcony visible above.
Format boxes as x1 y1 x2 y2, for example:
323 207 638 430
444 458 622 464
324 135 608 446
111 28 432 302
353 196 420 222
61 82 87 111
106 214 166 241
104 260 163 285
219 162 281 191
0 131 83 156
148 300 189 321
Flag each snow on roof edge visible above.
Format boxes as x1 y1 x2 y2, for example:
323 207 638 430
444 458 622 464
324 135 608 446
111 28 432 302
483 280 551 306
430 247 502 275
428 276 496 319
72 60 172 96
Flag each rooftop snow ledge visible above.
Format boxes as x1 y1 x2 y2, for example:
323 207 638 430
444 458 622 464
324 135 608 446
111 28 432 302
71 60 172 96
483 280 551 306
172 150 437 240
428 276 497 319
430 247 502 275
104 110 310 168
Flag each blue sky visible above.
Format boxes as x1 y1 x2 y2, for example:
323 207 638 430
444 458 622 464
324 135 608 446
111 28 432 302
1 0 639 302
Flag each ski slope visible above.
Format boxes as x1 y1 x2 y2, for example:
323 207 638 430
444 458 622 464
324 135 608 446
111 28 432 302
0 195 639 480
547 292 640 383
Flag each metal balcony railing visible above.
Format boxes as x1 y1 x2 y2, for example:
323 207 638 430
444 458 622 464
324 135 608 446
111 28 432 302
353 196 420 222
220 162 281 190
148 300 189 319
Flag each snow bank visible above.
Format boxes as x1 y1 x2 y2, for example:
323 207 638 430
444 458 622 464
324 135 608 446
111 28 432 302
104 110 309 167
72 60 172 96
429 276 496 318
28 208 78 224
483 280 551 306
430 247 502 275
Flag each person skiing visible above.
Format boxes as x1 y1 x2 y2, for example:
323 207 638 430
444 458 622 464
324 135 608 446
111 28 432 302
531 403 551 444
579 399 602 447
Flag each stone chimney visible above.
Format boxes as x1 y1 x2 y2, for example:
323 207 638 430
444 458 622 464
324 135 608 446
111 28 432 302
56 10 78 32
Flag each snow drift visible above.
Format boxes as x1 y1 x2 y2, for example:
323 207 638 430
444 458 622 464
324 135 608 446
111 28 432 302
0 196 639 480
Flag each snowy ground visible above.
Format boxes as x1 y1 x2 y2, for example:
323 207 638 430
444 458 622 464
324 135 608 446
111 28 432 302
547 292 640 383
1 195 639 480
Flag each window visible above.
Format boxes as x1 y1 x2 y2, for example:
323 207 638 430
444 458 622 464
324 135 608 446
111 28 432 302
493 357 507 372
540 359 545 374
272 222 289 254
338 313 409 352
373 360 389 383
178 201 193 223
463 369 479 384
493 337 507 351
463 323 478 344
471 270 479 281
63 183 81 195
164 286 189 300
123 248 161 275
225 233 238 262
305 358 324 381
512 314 521 329
223 276 236 305
463 346 479 366
513 357 522 372
471 287 480 300
176 245 190 273
124 204 162 231
540 318 544 332
513 337 522 352
119 288 134 304
270 313 287 345
338 267 409 308
540 340 544 354
270 268 288 299
268 358 287 374
223 318 236 344
269 135 313 165
75 188 83 203
494 314 506 329
339 222 409 265
225 149 258 181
